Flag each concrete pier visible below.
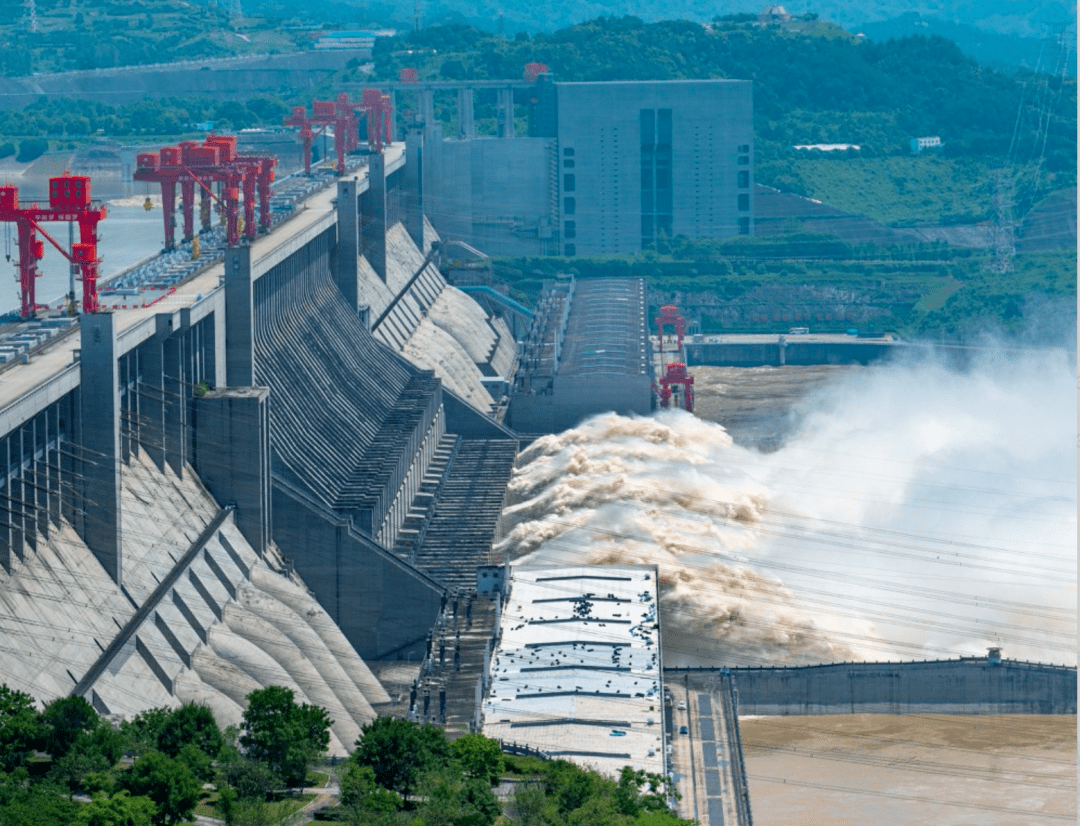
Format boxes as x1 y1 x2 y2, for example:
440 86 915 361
361 153 388 280
335 179 361 311
78 312 122 584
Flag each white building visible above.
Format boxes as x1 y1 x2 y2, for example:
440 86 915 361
910 136 943 153
314 30 395 51
482 564 666 778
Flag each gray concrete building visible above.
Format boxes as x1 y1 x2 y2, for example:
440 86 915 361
414 78 754 257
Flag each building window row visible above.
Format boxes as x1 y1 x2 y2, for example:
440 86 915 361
640 107 674 249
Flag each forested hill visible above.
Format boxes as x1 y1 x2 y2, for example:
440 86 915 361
361 0 1072 40
372 17 1076 183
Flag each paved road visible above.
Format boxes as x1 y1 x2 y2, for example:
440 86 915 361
668 678 744 826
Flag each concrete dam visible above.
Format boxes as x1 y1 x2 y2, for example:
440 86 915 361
0 140 519 745
0 120 1072 824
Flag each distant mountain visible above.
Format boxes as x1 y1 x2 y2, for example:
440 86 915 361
857 13 1076 76
370 0 1075 39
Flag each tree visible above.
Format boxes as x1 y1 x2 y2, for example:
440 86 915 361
121 752 200 826
352 717 450 797
74 790 157 826
451 733 503 785
0 684 41 772
119 708 170 758
175 743 214 783
224 759 280 801
339 763 401 825
414 768 501 826
0 770 80 826
156 703 223 763
508 780 558 826
15 138 48 164
41 695 98 759
239 687 330 788
50 723 125 792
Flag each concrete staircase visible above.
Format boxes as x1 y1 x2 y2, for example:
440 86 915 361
391 434 461 565
413 594 500 739
411 439 518 592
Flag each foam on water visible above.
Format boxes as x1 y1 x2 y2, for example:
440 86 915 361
496 346 1077 667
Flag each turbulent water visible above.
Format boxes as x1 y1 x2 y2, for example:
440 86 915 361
496 348 1077 667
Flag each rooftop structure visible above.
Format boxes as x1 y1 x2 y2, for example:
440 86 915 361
507 277 652 433
910 136 943 153
482 564 665 779
315 30 395 51
792 143 861 152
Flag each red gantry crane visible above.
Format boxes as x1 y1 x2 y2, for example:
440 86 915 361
0 174 106 319
658 362 695 412
653 304 695 413
134 135 276 250
284 90 394 175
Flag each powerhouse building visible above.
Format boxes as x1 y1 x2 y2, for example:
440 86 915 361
414 78 754 257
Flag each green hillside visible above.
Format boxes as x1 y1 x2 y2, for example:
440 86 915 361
284 0 1075 40
360 16 1075 222
0 0 307 76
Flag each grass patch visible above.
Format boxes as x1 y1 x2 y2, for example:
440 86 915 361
914 276 963 311
194 787 222 819
767 156 1004 226
194 789 317 821
501 753 548 777
306 770 331 788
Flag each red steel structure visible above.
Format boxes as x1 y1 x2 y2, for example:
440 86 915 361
284 94 356 176
0 174 106 319
284 91 394 175
655 304 686 352
134 135 276 249
523 62 549 81
358 89 393 153
657 362 694 412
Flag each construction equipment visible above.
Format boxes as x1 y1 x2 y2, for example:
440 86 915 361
134 135 276 249
0 174 106 318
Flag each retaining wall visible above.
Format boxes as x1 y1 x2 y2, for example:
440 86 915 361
670 658 1077 715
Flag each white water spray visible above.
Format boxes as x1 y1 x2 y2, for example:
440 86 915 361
496 346 1077 667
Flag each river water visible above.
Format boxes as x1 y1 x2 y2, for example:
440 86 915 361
0 202 167 315
688 365 1077 826
740 713 1076 826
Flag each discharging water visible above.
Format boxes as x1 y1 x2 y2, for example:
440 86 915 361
495 356 1076 824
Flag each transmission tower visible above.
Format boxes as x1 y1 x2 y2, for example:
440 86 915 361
987 20 1072 272
24 0 38 33
988 171 1016 273
413 0 421 31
